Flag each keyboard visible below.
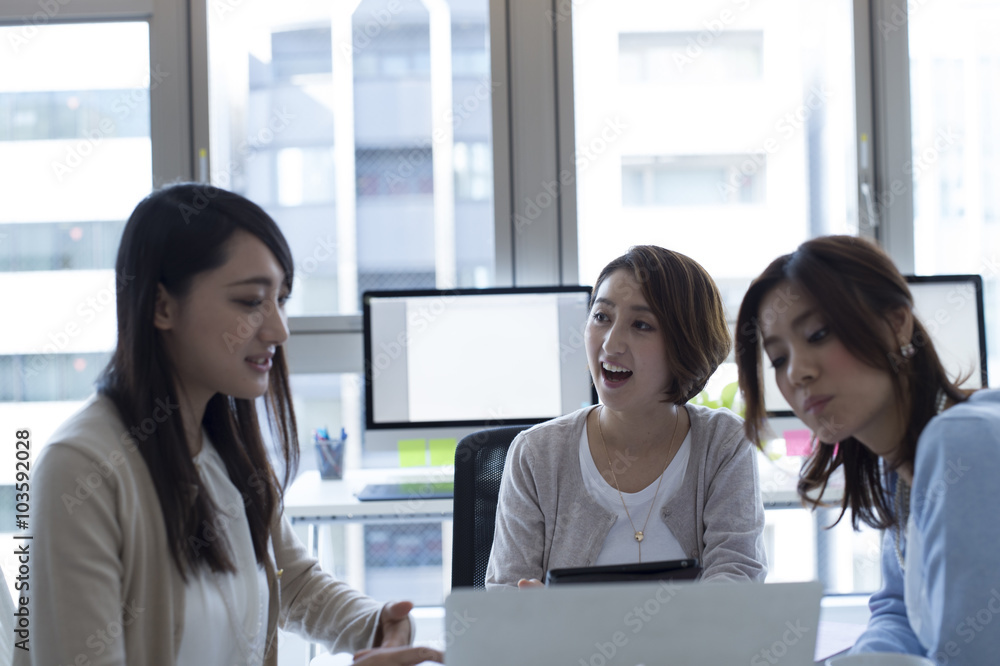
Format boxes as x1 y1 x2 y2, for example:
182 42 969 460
356 482 454 501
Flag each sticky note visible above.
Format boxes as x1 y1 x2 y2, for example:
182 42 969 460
783 429 813 457
429 438 457 466
398 439 426 467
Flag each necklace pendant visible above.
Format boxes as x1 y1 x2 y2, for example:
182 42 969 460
634 531 644 543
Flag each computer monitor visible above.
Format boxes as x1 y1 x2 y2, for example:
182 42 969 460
363 286 597 444
764 274 988 416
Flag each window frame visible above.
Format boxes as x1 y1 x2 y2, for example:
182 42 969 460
224 0 915 373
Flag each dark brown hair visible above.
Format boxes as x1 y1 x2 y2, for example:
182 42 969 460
591 245 731 404
98 183 299 579
735 235 967 530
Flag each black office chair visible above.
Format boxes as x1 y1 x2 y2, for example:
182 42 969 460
451 425 528 589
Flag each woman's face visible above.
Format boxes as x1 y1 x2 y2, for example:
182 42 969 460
155 229 290 408
757 281 901 456
585 269 672 414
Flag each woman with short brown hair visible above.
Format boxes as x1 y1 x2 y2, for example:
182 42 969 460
487 245 767 588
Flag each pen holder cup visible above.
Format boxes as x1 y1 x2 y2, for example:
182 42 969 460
315 441 344 480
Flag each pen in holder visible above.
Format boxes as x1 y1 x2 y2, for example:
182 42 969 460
314 427 345 480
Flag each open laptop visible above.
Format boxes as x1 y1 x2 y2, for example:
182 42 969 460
445 580 822 665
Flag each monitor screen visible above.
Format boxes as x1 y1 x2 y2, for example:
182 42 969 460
363 286 597 429
764 274 988 416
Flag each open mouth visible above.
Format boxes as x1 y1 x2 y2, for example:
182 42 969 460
602 361 633 383
246 355 272 371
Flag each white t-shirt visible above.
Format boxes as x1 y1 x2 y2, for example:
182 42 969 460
579 426 691 565
177 436 269 666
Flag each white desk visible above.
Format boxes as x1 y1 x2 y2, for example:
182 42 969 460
283 452 843 524
285 467 454 524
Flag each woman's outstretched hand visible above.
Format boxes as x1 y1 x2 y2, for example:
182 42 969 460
517 578 544 589
376 600 414 647
352 646 444 665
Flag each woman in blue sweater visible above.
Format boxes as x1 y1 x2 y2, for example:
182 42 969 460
735 235 1000 665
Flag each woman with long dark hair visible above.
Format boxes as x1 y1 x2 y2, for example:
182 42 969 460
736 235 1000 663
21 184 442 666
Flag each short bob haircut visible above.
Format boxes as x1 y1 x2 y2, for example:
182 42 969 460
735 235 967 530
590 245 731 405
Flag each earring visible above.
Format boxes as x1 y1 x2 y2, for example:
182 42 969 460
900 342 916 359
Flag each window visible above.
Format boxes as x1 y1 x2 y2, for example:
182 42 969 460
909 0 1000 383
0 18 153 605
573 1 859 315
619 30 764 84
622 154 765 206
0 19 152 438
454 141 491 200
208 0 495 316
573 0 874 594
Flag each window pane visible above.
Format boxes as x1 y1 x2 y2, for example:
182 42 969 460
0 20 151 426
0 22 152 601
909 1 1000 384
573 2 859 314
573 1 868 593
208 0 495 316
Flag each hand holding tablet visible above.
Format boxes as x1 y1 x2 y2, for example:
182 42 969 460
544 558 702 586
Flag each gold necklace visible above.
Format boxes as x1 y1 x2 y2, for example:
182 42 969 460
597 405 681 562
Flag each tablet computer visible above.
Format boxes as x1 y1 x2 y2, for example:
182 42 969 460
544 558 701 585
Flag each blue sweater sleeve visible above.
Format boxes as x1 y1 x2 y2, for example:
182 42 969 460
853 394 1000 663
904 403 1000 664
849 524 925 655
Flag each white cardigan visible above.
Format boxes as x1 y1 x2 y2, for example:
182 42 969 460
16 394 392 666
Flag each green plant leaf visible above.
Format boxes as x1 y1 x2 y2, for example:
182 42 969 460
720 381 739 410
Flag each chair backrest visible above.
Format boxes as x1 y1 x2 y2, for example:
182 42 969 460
451 425 528 589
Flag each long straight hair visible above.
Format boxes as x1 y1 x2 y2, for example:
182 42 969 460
735 235 966 530
98 183 299 579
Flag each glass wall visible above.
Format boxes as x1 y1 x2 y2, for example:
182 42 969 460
570 0 882 594
0 19 153 602
207 0 495 316
909 0 1000 384
572 1 858 310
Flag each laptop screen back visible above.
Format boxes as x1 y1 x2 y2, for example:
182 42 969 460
446 580 822 665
